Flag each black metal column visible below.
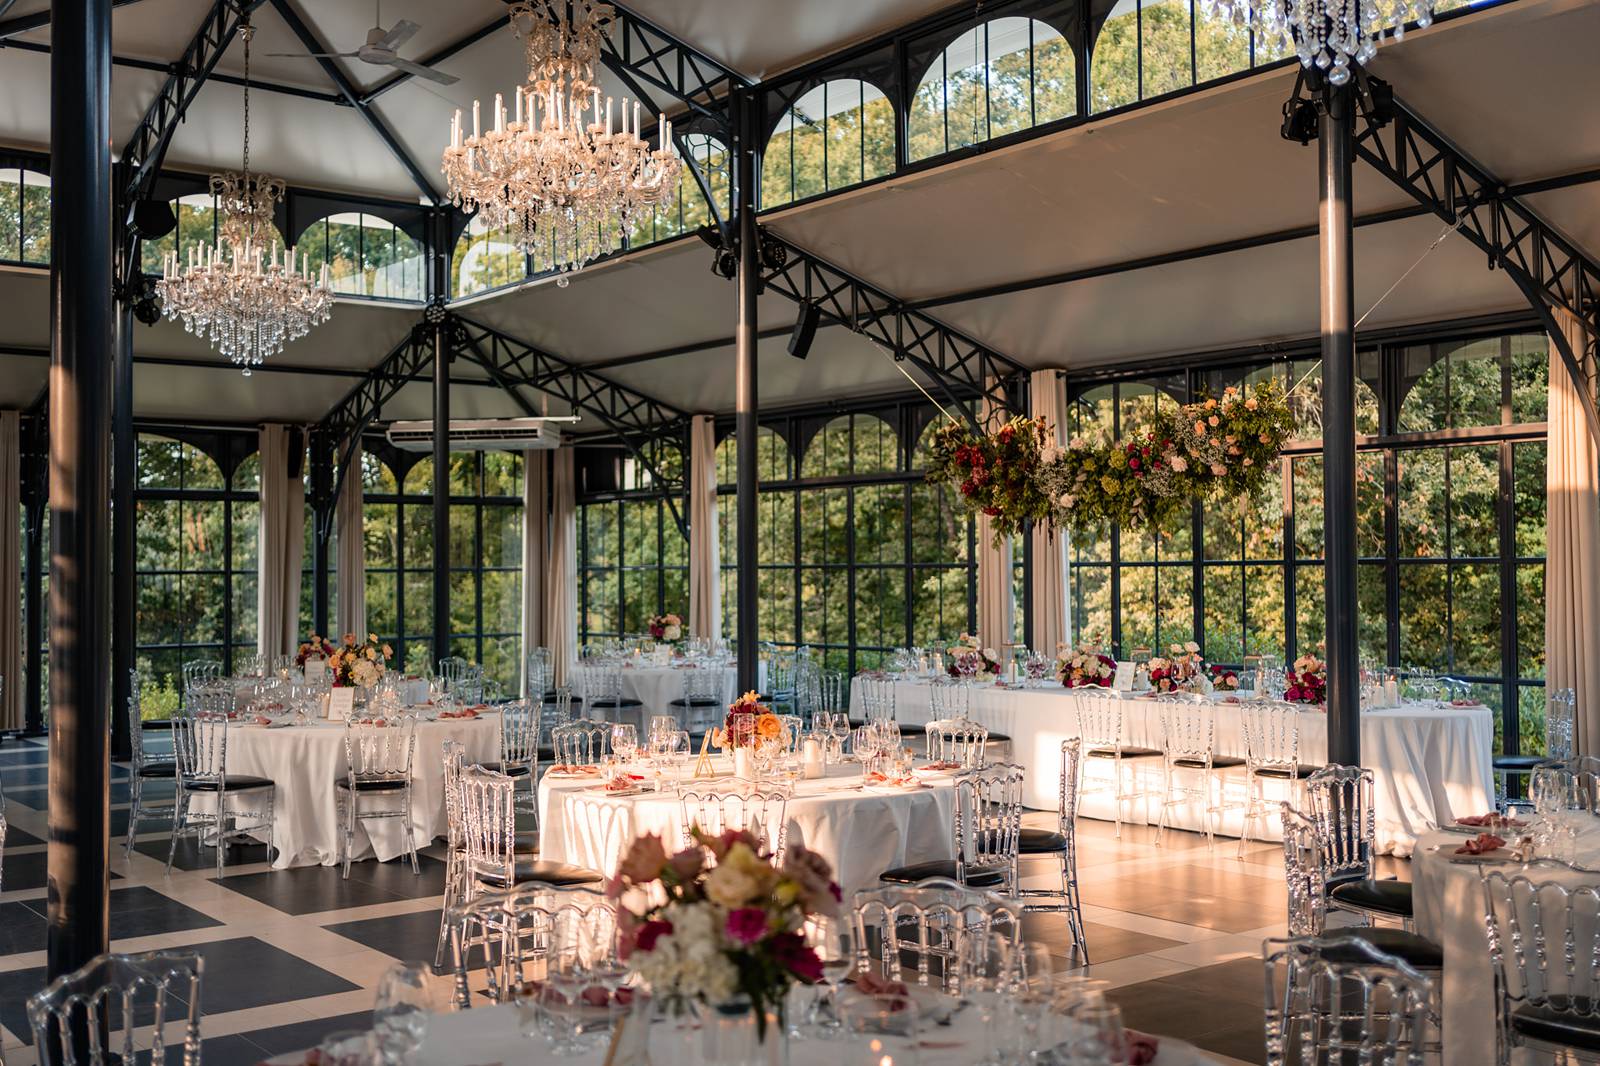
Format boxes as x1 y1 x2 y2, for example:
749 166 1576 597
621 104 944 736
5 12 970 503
109 298 135 762
734 93 760 695
309 431 333 637
22 429 45 738
47 0 113 980
1319 83 1360 767
432 322 451 666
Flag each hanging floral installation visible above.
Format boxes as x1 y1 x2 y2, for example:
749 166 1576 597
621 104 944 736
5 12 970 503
926 379 1295 547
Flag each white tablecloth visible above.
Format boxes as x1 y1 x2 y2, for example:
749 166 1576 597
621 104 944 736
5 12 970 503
538 761 956 897
1413 818 1600 1065
214 714 501 869
615 664 739 719
859 681 1494 855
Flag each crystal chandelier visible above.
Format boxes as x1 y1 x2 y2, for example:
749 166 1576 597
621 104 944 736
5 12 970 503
156 19 332 375
1211 0 1436 84
440 0 682 275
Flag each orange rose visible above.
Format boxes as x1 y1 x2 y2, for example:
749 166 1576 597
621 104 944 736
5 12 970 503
755 714 783 740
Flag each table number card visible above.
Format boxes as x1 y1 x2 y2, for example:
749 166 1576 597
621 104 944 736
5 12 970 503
303 657 326 682
327 686 355 721
1112 661 1136 692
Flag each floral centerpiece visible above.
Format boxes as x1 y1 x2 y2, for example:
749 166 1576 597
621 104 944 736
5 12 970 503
1148 641 1206 693
1057 642 1116 688
611 829 840 1042
649 612 684 642
924 415 1057 546
295 633 336 668
327 632 393 688
718 691 783 749
1209 664 1240 691
1284 654 1327 704
946 633 1001 679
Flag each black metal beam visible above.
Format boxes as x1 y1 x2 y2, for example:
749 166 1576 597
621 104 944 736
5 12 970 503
110 282 136 764
308 429 333 637
0 0 144 41
47 0 113 982
0 37 342 102
604 3 746 126
266 0 439 204
1352 86 1600 440
20 410 45 737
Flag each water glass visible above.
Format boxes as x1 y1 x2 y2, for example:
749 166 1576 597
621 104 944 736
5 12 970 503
611 723 639 765
839 992 921 1066
317 1029 378 1066
1068 1000 1129 1065
372 961 435 1064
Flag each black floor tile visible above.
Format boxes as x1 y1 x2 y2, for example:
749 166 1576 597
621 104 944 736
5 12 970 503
1193 1022 1267 1064
4 849 121 892
1 763 128 789
0 899 47 955
4 821 44 847
7 780 140 807
0 887 221 958
324 908 443 963
134 835 276 873
211 855 443 915
231 1011 374 1057
0 748 47 765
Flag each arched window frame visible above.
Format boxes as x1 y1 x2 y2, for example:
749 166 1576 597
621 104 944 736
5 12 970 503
762 78 896 209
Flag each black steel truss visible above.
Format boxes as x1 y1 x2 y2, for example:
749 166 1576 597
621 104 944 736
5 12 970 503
755 229 1029 426
1351 84 1600 439
602 4 745 128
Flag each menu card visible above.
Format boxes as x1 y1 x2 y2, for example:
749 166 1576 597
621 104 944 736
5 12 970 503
327 687 355 721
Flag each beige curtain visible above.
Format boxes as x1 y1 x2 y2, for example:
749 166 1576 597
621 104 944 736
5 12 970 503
1546 309 1600 754
334 439 365 641
688 414 721 640
975 390 1015 653
545 448 578 686
257 425 306 660
1029 369 1069 655
521 449 549 696
0 411 19 729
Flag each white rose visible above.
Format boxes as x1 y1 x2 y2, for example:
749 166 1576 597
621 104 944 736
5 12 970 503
704 864 760 909
1185 641 1200 654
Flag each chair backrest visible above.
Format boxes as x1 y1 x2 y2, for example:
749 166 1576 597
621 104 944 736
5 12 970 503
438 656 470 682
1074 688 1127 750
572 662 619 708
776 713 804 754
1482 861 1600 1021
818 670 847 714
448 883 612 1010
181 659 222 690
1055 737 1083 831
1159 698 1215 762
125 669 166 769
1262 935 1433 1066
498 699 542 771
929 677 970 721
344 715 417 784
459 766 519 887
793 659 823 717
1548 687 1577 761
1304 764 1375 883
851 879 1020 995
681 666 723 702
551 718 610 766
767 648 798 696
856 673 896 722
1279 805 1329 937
441 739 466 852
543 686 575 738
926 718 988 769
171 710 229 787
678 787 790 856
953 763 1023 881
27 950 204 1066
1240 700 1302 775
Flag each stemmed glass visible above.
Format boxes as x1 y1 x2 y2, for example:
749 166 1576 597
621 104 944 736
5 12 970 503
839 993 921 1066
538 910 598 1053
807 916 856 1037
610 724 639 767
372 961 436 1064
962 932 1013 1066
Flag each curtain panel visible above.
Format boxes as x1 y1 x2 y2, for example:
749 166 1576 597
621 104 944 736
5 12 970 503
257 424 306 660
1546 310 1600 754
0 411 19 729
1029 369 1069 656
521 449 549 695
545 448 578 686
688 414 721 641
334 438 366 641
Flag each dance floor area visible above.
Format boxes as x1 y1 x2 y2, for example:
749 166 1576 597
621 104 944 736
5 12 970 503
0 735 1408 1066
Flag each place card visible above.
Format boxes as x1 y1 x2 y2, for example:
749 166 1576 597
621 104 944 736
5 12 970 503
303 657 326 682
1111 661 1136 692
327 686 355 721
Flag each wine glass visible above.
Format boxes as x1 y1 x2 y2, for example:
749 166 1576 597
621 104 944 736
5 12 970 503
1070 999 1130 1065
807 916 856 1037
610 723 639 766
839 992 922 1066
372 960 435 1064
316 1029 377 1066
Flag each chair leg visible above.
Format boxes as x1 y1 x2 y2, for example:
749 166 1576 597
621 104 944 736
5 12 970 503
341 793 355 880
1237 774 1256 860
215 802 227 882
1155 761 1170 847
1111 756 1124 839
124 781 141 860
164 793 186 876
1060 851 1089 964
405 788 420 875
435 850 461 971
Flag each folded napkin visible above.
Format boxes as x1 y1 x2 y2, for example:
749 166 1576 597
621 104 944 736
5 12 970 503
853 971 909 999
1455 832 1506 855
1458 813 1525 829
1125 1029 1161 1065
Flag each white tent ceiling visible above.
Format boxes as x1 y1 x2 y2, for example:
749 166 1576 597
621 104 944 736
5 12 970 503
0 0 1594 426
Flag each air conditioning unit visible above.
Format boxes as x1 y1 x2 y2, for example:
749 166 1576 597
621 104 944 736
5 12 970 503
385 417 572 452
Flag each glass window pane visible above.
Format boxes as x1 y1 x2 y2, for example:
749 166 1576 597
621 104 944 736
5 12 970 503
1398 449 1446 557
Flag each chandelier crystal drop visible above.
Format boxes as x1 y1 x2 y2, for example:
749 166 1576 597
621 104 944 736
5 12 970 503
1210 0 1435 84
155 20 332 375
440 0 682 274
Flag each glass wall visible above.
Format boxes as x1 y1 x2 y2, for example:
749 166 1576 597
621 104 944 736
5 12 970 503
0 167 51 266
763 80 895 208
298 211 426 302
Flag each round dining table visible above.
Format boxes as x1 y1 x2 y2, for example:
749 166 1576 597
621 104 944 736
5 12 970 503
537 758 957 897
213 711 501 869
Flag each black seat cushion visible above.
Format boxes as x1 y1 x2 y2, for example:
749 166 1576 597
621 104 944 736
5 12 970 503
476 860 604 890
1329 877 1415 918
1512 997 1600 1053
668 697 723 707
1173 755 1247 769
982 730 1008 742
483 762 531 778
878 860 1006 889
1256 765 1322 780
589 698 643 709
1086 746 1163 759
336 778 409 792
1322 928 1443 970
1019 828 1069 854
544 693 582 706
1493 754 1547 772
184 775 273 791
138 762 178 779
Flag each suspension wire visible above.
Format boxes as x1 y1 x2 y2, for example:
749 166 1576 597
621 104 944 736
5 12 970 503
873 341 964 425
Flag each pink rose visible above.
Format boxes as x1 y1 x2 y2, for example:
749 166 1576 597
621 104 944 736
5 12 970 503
617 833 668 886
725 907 769 945
781 844 842 917
666 847 704 885
633 918 673 955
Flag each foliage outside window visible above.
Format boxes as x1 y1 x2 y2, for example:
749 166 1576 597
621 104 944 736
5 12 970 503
362 450 524 690
453 214 528 298
763 80 895 208
140 192 222 277
630 133 730 247
298 212 425 302
908 17 1076 162
0 168 51 266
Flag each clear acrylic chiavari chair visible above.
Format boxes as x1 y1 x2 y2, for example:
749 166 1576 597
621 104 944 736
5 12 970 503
677 786 791 858
550 719 611 768
1154 697 1243 847
1304 764 1416 926
929 676 970 721
1013 737 1090 962
852 878 1020 996
337 714 420 879
492 698 542 815
668 665 724 733
924 717 988 769
1262 935 1435 1066
124 668 178 858
457 766 600 908
1074 686 1161 837
27 950 205 1066
448 883 612 1010
167 695 275 879
856 672 896 723
879 763 1022 893
1238 699 1314 858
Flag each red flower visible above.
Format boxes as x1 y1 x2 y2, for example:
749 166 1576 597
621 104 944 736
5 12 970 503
1129 457 1140 470
631 918 673 957
769 931 825 983
726 907 769 945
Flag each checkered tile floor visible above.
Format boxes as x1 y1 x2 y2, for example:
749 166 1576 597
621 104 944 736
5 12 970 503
0 734 1411 1065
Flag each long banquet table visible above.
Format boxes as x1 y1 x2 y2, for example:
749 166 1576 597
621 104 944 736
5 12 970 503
855 680 1494 856
538 758 956 897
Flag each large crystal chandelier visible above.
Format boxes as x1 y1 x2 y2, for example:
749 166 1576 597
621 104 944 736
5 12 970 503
440 0 682 275
1211 0 1436 84
156 19 332 374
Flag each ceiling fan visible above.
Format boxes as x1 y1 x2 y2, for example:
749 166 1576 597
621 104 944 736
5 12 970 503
266 1 460 86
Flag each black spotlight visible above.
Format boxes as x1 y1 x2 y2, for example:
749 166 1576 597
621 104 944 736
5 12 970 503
1280 96 1319 146
127 198 177 241
131 276 162 326
759 232 787 271
711 245 739 279
787 299 820 360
